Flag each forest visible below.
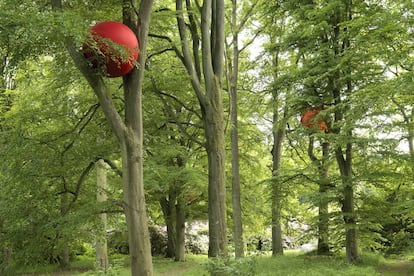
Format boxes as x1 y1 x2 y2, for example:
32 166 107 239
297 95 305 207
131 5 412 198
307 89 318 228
0 0 413 275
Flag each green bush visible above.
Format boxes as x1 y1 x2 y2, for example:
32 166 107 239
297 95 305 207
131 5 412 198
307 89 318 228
386 230 414 255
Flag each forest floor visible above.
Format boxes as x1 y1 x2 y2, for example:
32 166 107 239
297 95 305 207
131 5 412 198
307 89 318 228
16 252 414 275
376 259 413 276
158 265 196 276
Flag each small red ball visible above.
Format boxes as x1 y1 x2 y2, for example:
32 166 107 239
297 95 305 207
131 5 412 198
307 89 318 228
83 21 139 78
301 109 327 132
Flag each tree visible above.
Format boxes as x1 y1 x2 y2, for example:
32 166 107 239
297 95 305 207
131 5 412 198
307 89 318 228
96 159 109 272
144 41 207 260
225 0 259 259
307 137 332 255
175 0 227 257
257 1 291 255
228 0 244 258
51 0 155 274
280 0 411 262
270 51 287 256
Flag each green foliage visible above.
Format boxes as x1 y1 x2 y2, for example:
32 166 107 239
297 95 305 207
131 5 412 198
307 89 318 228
0 17 120 267
386 230 414 256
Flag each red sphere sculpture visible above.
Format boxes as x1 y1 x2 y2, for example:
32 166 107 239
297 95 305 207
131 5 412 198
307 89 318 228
301 109 328 132
83 21 139 78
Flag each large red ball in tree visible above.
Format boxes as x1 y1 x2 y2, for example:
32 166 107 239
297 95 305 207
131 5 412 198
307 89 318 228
83 21 139 78
301 109 328 132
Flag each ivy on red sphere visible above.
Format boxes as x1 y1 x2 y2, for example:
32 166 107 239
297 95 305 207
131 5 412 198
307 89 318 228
83 21 139 78
300 109 328 132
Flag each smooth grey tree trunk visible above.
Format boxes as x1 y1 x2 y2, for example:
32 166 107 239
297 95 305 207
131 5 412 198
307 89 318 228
308 139 331 255
335 0 359 264
59 192 70 267
336 143 358 263
271 125 284 256
176 0 227 257
318 142 331 255
160 195 177 259
228 0 244 259
205 104 227 257
96 159 109 272
332 82 358 263
271 50 285 256
175 197 186 262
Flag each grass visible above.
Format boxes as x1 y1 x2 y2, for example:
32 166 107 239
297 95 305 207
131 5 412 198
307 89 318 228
255 252 378 276
13 257 95 275
152 255 207 276
74 254 207 276
15 250 414 275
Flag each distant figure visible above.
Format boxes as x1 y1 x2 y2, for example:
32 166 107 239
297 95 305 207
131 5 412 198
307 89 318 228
257 238 263 251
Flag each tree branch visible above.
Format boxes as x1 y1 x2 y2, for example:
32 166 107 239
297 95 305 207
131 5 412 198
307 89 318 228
51 0 127 144
151 80 202 121
148 33 185 63
61 160 96 215
176 0 207 107
151 77 204 147
99 157 123 177
186 0 202 80
307 136 319 163
61 103 99 157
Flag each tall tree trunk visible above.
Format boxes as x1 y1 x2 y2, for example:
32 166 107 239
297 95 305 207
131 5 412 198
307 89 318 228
120 136 152 275
271 125 285 256
96 159 109 272
121 2 154 274
160 196 177 259
339 0 358 263
336 145 358 262
318 142 331 255
60 244 70 268
205 101 227 257
228 0 244 259
408 110 414 158
404 110 414 178
159 134 188 261
343 181 358 263
175 196 186 262
392 101 414 175
317 190 330 255
203 0 227 256
333 78 358 262
174 142 187 262
59 191 70 268
176 0 227 257
332 69 359 263
333 92 359 263
271 106 285 255
271 48 285 256
308 138 331 254
308 140 331 255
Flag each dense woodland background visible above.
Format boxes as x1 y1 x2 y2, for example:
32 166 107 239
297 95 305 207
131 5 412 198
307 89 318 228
0 0 413 274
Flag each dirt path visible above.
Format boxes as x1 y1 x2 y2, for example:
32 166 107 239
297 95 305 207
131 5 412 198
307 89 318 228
377 259 413 276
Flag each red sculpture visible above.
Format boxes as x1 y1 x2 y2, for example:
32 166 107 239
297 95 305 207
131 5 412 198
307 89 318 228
301 109 328 132
83 21 139 78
